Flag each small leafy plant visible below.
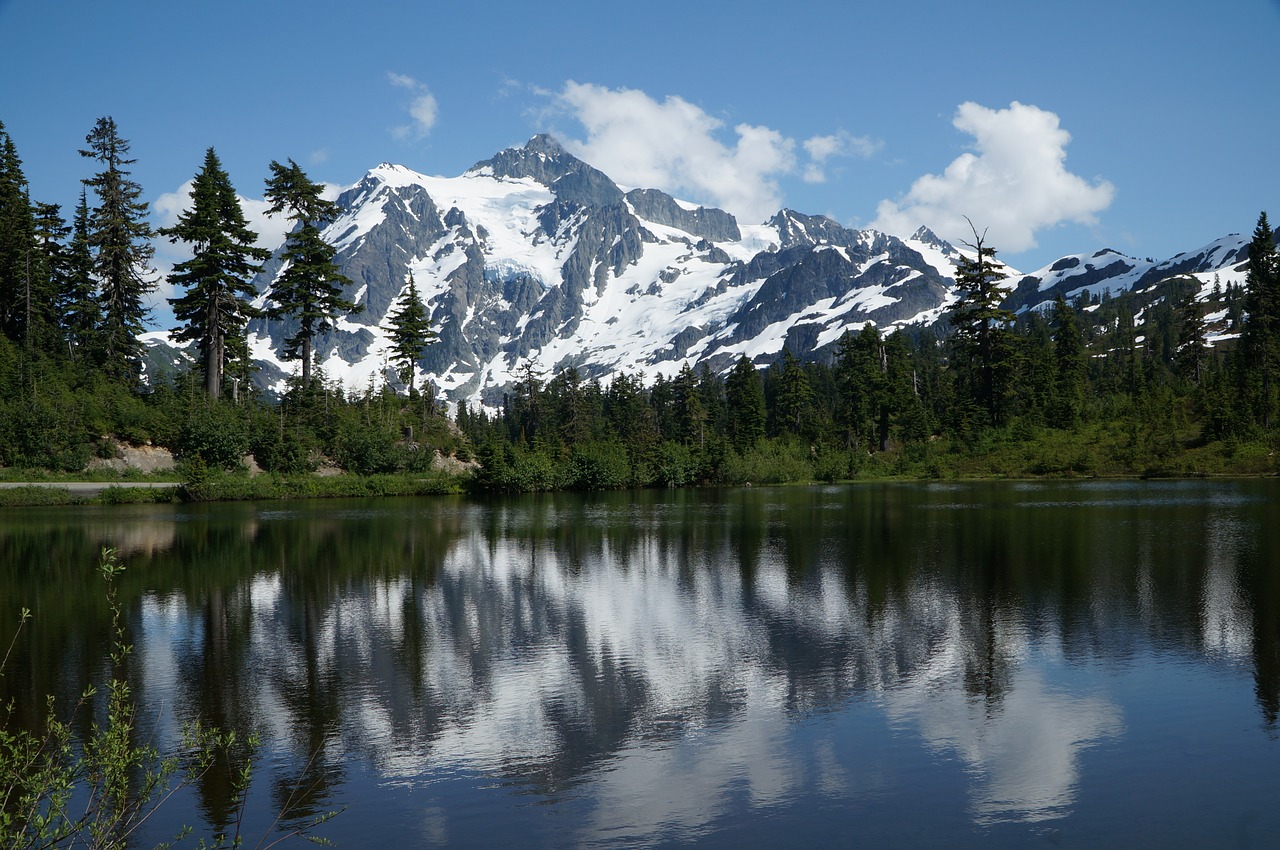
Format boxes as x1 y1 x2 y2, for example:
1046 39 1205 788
0 548 337 848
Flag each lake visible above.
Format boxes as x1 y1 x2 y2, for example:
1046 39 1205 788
2 480 1278 848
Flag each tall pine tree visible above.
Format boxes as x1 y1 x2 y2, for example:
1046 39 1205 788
0 121 36 345
263 158 358 390
774 348 814 437
80 116 157 382
1050 295 1087 427
160 148 269 399
384 273 434 397
724 355 766 452
1175 288 1208 386
1241 211 1279 427
59 189 101 362
29 202 70 355
948 221 1016 427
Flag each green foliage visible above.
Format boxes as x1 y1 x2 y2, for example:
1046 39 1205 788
262 159 359 389
384 273 435 396
654 441 698 487
0 549 338 848
948 222 1017 426
176 403 249 470
178 470 460 502
249 422 315 475
333 419 402 475
724 355 766 451
0 387 91 471
562 440 632 490
80 117 157 383
722 439 815 486
160 148 269 399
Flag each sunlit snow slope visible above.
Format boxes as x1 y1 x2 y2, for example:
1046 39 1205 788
224 135 1258 403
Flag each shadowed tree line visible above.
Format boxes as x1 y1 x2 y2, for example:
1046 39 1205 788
458 214 1279 490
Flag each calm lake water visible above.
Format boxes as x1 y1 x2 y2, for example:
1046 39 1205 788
2 480 1279 848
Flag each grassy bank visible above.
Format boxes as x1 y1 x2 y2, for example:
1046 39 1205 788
0 426 1273 509
0 470 466 507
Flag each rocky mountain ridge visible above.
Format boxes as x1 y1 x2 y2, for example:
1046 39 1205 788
147 135 1260 404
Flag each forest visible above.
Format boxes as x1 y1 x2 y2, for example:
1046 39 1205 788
1 117 1278 496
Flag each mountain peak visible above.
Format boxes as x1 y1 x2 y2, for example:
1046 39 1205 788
524 133 566 157
767 209 853 248
467 134 582 185
910 225 948 247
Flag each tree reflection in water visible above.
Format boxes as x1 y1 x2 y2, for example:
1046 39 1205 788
0 481 1277 846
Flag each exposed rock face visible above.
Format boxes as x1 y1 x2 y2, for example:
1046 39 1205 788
625 189 741 243
86 442 177 474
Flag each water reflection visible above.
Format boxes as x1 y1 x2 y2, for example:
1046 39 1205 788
2 481 1279 846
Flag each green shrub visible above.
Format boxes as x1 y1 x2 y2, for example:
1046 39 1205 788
722 439 815 485
334 421 402 474
563 441 632 490
250 424 315 474
176 404 249 469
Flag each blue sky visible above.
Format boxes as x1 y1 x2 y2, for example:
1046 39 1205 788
2 0 1278 294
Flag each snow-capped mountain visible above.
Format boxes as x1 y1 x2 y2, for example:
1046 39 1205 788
228 135 1258 404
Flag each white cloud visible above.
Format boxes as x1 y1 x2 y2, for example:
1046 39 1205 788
871 101 1114 253
802 131 881 184
551 82 797 224
388 72 438 139
538 83 883 222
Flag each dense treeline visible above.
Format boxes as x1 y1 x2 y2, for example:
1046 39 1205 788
458 218 1280 490
1 117 1278 489
0 117 460 479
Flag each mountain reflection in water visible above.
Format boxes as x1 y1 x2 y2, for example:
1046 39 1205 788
2 481 1278 848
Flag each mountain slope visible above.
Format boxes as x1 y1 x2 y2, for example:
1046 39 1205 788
214 136 1261 404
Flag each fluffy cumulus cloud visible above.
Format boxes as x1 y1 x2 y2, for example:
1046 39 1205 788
871 102 1114 252
551 82 791 223
389 72 439 140
550 83 877 224
802 131 881 184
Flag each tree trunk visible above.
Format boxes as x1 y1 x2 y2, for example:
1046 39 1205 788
301 336 312 389
206 331 222 400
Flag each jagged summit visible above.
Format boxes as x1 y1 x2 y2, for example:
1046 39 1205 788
523 133 566 156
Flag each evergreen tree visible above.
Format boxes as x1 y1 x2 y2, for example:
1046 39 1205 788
384 273 435 397
59 189 101 362
262 158 358 389
0 121 36 344
834 326 888 449
1019 311 1055 422
1175 288 1208 386
1050 295 1087 427
508 359 545 444
29 202 70 356
948 221 1016 426
774 348 814 437
1241 211 1279 426
697 363 726 439
671 363 708 447
547 366 595 446
649 373 677 440
724 355 766 451
605 372 659 458
80 116 157 382
160 148 270 399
